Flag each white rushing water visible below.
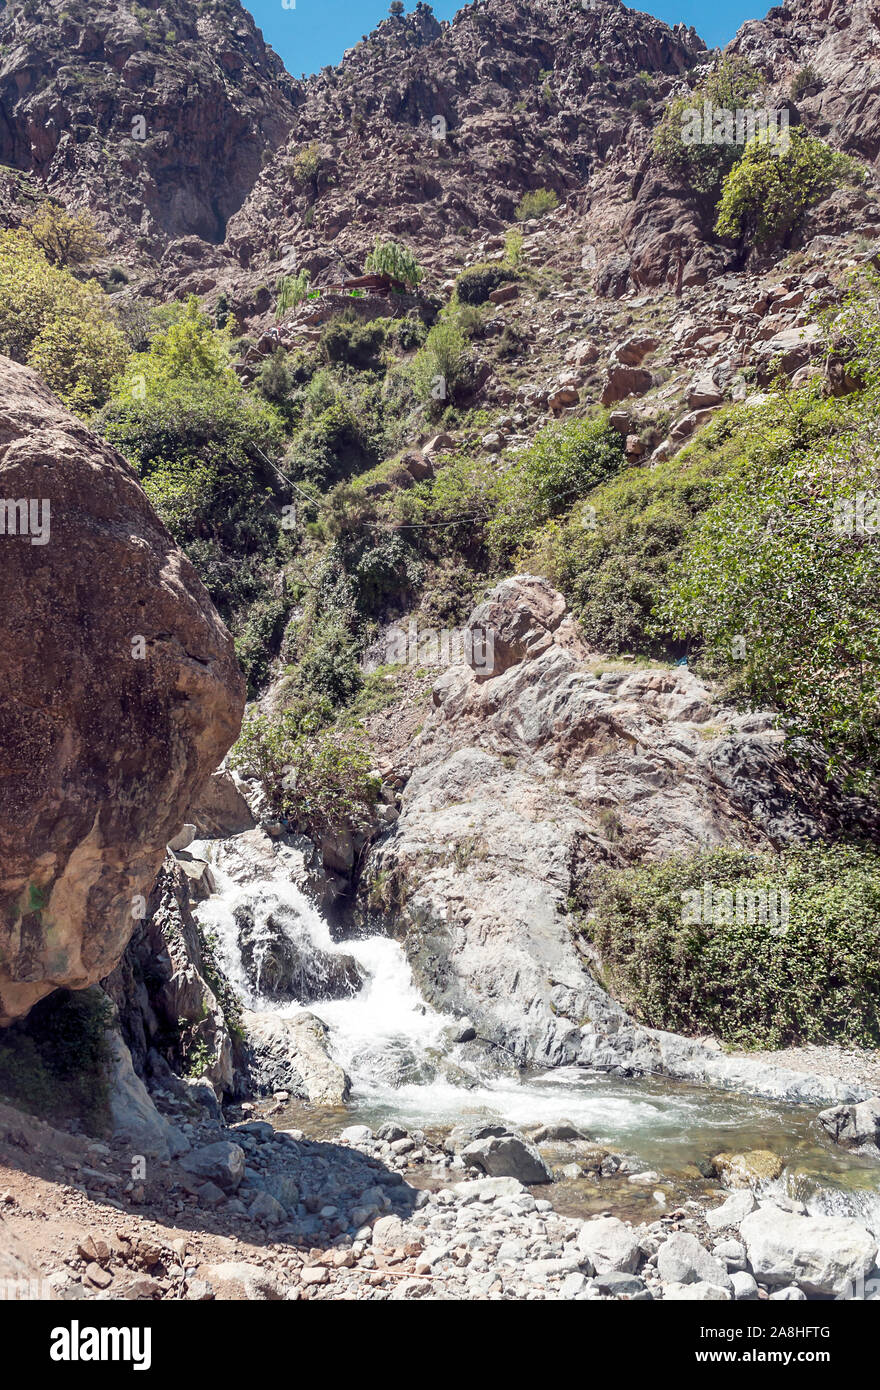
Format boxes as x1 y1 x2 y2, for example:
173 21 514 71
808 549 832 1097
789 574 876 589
190 839 880 1228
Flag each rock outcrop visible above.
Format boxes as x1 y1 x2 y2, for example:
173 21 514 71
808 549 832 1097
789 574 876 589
367 575 872 1101
0 0 298 259
0 356 245 1025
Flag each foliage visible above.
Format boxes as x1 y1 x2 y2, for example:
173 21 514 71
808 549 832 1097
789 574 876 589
319 312 386 369
659 386 880 794
514 188 559 221
488 417 625 559
275 268 312 319
291 143 321 187
791 64 821 101
653 56 762 202
503 227 524 269
364 236 423 286
0 988 112 1134
582 843 880 1049
410 315 473 415
714 127 863 247
229 711 380 839
455 261 515 305
0 228 128 412
99 297 289 641
25 202 105 268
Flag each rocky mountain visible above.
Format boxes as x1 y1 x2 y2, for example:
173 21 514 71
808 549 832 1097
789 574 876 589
0 0 299 257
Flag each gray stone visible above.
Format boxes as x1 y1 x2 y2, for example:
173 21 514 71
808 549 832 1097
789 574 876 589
731 1270 759 1301
657 1232 732 1292
741 1203 877 1297
663 1281 731 1301
248 1191 286 1225
180 1141 246 1193
576 1216 641 1274
705 1189 756 1231
461 1131 552 1184
818 1098 880 1155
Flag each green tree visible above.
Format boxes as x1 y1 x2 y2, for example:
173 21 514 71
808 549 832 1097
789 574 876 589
715 127 862 247
0 228 128 412
659 388 880 794
653 56 762 203
364 237 423 287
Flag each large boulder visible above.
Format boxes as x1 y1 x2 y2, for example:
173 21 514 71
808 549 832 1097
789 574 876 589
656 1232 732 1292
0 358 244 1025
180 1140 246 1193
575 1216 642 1274
740 1202 877 1297
242 1009 351 1104
818 1097 880 1155
460 1129 552 1184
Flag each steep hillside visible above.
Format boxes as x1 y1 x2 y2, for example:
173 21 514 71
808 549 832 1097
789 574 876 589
0 0 299 256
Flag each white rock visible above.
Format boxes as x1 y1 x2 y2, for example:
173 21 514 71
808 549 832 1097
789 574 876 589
741 1202 877 1297
576 1216 641 1274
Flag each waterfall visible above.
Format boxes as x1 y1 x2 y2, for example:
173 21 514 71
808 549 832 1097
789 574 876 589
188 834 880 1227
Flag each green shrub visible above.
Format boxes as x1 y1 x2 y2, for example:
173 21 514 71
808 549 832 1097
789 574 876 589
410 315 474 415
229 711 380 839
275 268 312 319
715 127 863 247
488 417 626 559
523 413 741 653
653 56 762 203
455 262 515 305
659 386 880 794
582 843 880 1049
514 188 559 221
791 64 821 101
319 312 386 369
0 228 129 413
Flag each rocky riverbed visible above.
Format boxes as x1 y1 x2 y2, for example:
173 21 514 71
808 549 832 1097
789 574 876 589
4 1092 877 1302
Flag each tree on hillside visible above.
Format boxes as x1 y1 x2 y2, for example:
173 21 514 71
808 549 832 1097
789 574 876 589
364 237 423 287
25 204 105 269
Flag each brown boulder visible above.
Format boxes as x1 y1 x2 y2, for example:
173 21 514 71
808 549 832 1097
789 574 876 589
600 364 653 407
0 357 244 1025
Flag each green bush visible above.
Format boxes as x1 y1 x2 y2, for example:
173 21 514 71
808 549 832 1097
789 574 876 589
791 64 821 101
455 262 516 305
0 228 129 413
410 316 474 415
582 843 880 1049
488 417 626 559
364 236 423 286
319 312 386 369
523 412 741 653
653 56 762 203
229 711 380 839
514 188 559 221
715 127 863 247
659 386 880 795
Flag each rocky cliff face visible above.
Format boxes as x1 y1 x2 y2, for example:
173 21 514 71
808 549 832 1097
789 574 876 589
0 0 298 259
366 576 874 1086
0 355 245 1024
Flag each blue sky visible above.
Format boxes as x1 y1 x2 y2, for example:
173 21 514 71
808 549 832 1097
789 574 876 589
242 1 767 78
